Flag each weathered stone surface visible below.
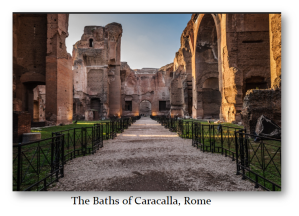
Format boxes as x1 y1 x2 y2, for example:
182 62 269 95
241 89 281 135
13 111 31 143
174 13 277 123
33 85 46 122
269 14 281 89
13 14 73 126
255 115 281 139
22 133 41 143
73 23 123 119
121 62 172 117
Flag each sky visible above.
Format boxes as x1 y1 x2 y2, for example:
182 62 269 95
66 14 192 69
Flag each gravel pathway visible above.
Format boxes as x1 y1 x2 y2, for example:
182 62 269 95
49 117 261 191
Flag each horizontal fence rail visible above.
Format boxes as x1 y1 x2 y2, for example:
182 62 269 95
151 115 281 191
235 132 281 191
13 116 140 191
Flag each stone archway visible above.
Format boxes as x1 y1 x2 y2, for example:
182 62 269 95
193 14 221 119
139 100 152 116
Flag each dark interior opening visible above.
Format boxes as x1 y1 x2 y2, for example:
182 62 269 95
90 98 102 115
125 101 132 111
159 101 167 111
89 39 93 47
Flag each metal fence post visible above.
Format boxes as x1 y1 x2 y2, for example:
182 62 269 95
221 126 223 155
61 135 65 178
17 144 21 191
235 131 240 175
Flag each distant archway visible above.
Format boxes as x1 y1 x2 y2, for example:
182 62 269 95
139 100 151 116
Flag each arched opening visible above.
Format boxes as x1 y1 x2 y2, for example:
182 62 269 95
195 14 221 119
139 100 151 116
89 38 93 47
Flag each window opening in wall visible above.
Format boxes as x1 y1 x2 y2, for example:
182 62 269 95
159 101 167 111
89 39 93 47
125 101 132 111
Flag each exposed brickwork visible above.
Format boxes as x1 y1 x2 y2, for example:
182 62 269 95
13 111 31 143
13 13 73 126
73 24 123 119
121 63 172 117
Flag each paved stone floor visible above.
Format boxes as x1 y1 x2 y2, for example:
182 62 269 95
49 117 261 191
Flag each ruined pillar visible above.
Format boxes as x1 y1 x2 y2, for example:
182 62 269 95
106 23 123 117
45 14 73 125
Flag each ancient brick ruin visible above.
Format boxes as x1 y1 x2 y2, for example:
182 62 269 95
121 63 172 117
13 13 281 141
72 24 123 120
13 14 73 127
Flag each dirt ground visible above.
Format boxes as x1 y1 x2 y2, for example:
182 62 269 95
49 117 261 191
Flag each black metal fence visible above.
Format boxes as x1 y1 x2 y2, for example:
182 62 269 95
235 132 281 191
13 117 139 191
151 115 281 191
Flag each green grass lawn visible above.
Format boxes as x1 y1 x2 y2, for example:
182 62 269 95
31 120 111 139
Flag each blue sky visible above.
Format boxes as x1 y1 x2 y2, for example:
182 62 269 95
66 14 192 69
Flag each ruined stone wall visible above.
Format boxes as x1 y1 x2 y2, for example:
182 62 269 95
221 14 271 122
73 23 122 119
241 89 281 134
172 21 193 117
176 13 273 121
13 13 73 126
46 14 73 125
13 111 31 143
121 63 172 116
240 14 281 133
13 14 47 120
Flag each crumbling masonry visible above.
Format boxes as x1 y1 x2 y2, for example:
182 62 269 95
13 13 281 140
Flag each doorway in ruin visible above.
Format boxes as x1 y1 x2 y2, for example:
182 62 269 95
195 14 221 119
139 100 151 116
90 98 102 118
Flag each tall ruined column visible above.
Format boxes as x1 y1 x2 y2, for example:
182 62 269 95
269 14 281 89
45 14 73 125
106 23 123 117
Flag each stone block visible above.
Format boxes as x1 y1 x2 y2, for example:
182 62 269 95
22 133 41 143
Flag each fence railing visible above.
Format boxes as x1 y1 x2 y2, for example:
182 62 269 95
13 116 139 191
13 135 65 191
235 132 281 191
151 115 281 191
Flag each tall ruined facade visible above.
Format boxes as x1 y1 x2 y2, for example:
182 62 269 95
120 63 172 117
13 14 73 126
170 13 281 125
73 23 123 119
